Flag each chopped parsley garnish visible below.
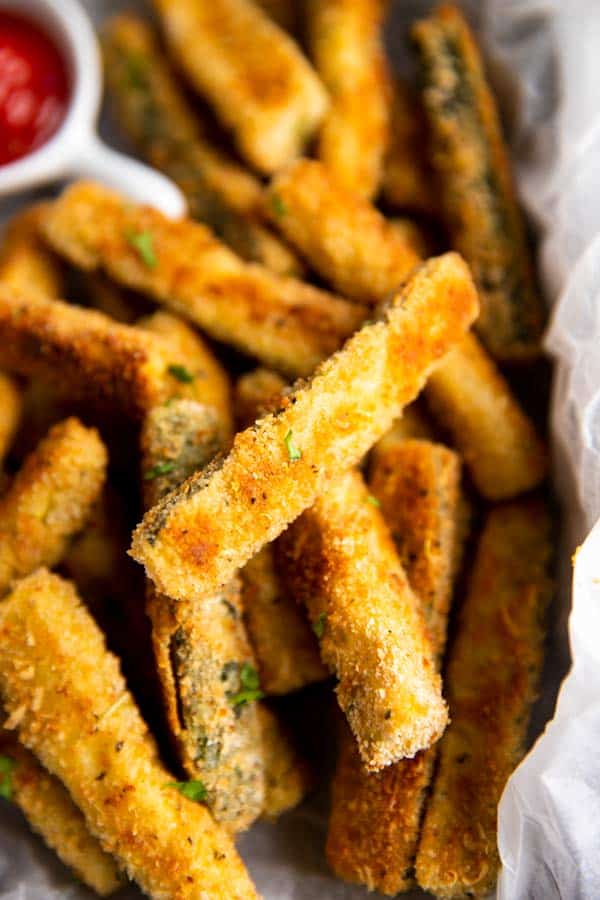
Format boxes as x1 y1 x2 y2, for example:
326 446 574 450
167 363 194 383
228 663 264 708
125 230 156 268
284 429 302 461
270 193 287 218
144 460 175 481
166 779 207 803
0 754 16 801
366 494 381 508
312 612 327 639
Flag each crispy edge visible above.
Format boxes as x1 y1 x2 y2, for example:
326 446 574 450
130 252 478 604
415 498 553 898
0 730 122 896
0 417 107 595
0 203 64 296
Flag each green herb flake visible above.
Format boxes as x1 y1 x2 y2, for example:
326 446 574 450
167 364 194 384
312 612 327 639
270 193 287 218
165 779 207 803
366 494 381 508
284 429 302 462
228 663 264 708
0 755 16 801
144 460 176 481
125 230 157 268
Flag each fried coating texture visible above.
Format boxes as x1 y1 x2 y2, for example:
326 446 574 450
426 332 547 499
308 0 391 199
254 0 298 31
0 730 122 896
0 285 173 419
153 0 328 173
0 569 258 900
0 374 22 466
413 4 545 360
0 204 63 296
0 418 107 596
278 468 446 770
326 440 465 893
131 253 479 603
381 81 436 214
102 15 304 277
43 181 364 378
257 705 312 819
267 159 421 304
370 401 434 466
416 499 553 898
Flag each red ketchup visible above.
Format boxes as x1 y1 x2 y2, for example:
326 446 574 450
0 11 70 166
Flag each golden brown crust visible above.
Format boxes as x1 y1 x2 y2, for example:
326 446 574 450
308 0 392 199
426 332 547 499
234 368 290 431
370 401 435 466
267 159 421 304
412 3 545 360
381 80 436 214
0 204 64 296
254 0 298 32
277 468 446 770
131 253 479 604
0 730 122 896
0 569 258 899
0 285 172 419
416 499 553 898
42 181 365 378
0 373 22 467
0 418 107 595
154 0 328 173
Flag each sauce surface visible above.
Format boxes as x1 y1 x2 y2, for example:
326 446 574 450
0 11 70 166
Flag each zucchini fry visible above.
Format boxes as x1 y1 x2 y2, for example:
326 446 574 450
326 439 465 893
412 4 545 360
416 499 553 898
0 730 122 896
267 159 421 304
0 418 107 595
278 468 446 770
388 217 433 258
257 705 312 819
0 569 258 900
0 374 22 466
0 286 173 419
370 401 434 467
153 0 328 173
308 0 392 199
235 368 327 695
426 332 547 499
131 252 478 603
0 203 63 296
381 81 436 215
42 181 365 378
102 15 304 277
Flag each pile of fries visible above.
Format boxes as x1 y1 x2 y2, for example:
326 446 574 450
0 2 554 898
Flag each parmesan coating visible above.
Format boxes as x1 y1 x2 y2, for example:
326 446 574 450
267 159 421 304
153 0 329 173
0 569 258 900
42 181 365 378
416 499 553 898
0 418 107 596
0 285 173 420
413 4 545 360
426 332 547 499
0 730 122 896
278 468 447 770
308 0 392 199
0 374 22 466
381 80 436 214
0 203 63 296
131 252 478 604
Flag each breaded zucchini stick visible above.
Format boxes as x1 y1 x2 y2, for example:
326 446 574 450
0 286 173 419
131 252 478 603
42 181 365 378
308 0 391 199
370 401 434 466
0 730 122 896
0 374 22 465
102 15 304 277
279 467 447 770
416 499 553 898
381 80 436 214
426 332 547 499
257 704 312 819
388 217 433 258
0 418 107 595
153 0 328 173
326 439 465 893
0 203 63 296
0 569 258 900
267 159 421 304
412 4 545 360
235 369 327 695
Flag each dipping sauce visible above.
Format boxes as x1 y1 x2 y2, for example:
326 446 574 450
0 11 70 166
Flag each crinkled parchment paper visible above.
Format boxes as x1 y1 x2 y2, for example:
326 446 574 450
1 1 599 897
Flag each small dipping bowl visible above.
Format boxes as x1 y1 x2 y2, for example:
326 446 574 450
0 0 186 216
